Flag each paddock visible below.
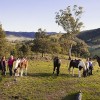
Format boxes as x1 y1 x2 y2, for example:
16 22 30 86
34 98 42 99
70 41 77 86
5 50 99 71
0 58 99 100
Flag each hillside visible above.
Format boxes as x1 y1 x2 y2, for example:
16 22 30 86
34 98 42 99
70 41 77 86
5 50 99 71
77 28 100 56
5 28 100 43
5 29 100 55
5 31 56 41
77 28 100 45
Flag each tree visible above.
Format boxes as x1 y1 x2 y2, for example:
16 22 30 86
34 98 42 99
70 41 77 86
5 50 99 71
19 44 30 57
49 41 61 54
33 28 48 57
0 24 8 57
35 28 47 39
72 41 90 57
55 5 84 59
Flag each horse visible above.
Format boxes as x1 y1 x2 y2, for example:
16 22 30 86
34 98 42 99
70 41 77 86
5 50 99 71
68 59 87 77
93 55 100 72
53 56 61 76
14 58 28 76
93 55 100 67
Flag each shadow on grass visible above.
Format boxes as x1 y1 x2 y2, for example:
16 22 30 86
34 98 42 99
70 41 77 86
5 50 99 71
28 73 52 77
27 73 79 78
62 92 79 100
60 73 78 78
0 77 2 82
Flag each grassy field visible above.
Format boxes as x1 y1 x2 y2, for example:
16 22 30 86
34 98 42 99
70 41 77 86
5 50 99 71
0 58 100 100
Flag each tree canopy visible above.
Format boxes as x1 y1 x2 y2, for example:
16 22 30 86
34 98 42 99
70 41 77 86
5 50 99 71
55 5 84 35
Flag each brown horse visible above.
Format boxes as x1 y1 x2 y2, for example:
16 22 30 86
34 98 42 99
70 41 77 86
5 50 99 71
14 58 28 76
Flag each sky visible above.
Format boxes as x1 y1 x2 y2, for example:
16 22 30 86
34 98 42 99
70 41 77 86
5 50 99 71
0 0 100 32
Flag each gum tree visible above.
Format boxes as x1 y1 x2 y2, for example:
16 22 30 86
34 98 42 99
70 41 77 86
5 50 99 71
55 5 84 59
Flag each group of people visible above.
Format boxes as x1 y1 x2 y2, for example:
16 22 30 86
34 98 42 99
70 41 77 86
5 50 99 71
0 55 27 76
0 55 15 76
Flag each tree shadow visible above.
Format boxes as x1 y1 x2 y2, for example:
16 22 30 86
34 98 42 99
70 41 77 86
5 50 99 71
62 92 79 100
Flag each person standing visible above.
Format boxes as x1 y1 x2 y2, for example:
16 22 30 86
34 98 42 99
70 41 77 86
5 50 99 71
85 58 90 76
8 55 15 76
1 56 7 75
89 58 93 75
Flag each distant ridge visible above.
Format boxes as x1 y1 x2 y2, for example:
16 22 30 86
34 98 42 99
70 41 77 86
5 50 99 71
5 31 57 39
77 28 100 44
5 31 35 38
5 28 100 44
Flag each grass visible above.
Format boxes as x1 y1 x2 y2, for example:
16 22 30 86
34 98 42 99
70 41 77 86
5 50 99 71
0 58 100 100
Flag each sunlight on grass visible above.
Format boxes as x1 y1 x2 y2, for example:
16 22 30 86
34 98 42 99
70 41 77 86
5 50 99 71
0 59 100 100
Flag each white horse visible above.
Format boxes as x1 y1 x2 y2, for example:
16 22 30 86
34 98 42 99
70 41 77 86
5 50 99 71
78 60 86 77
14 58 28 76
68 59 87 77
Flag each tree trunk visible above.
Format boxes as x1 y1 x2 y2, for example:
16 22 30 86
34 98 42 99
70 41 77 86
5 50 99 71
68 44 72 60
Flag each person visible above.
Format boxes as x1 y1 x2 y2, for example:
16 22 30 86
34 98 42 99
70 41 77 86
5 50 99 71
89 58 93 75
85 58 90 76
8 55 15 76
0 56 7 75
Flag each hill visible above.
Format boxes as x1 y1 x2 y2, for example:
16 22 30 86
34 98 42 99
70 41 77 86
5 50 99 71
5 28 100 44
77 28 100 56
77 28 100 45
5 29 100 55
5 31 57 41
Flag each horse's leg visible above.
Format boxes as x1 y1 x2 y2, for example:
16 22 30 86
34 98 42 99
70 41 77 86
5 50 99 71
17 68 20 76
20 68 23 77
68 66 71 76
69 69 70 75
72 68 74 76
78 70 81 77
53 66 56 74
25 67 27 76
78 66 82 77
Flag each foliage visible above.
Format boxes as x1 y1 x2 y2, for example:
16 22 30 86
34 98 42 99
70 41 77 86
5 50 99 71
0 24 9 57
55 5 85 58
48 41 61 54
72 42 90 57
55 5 84 35
35 28 47 39
33 28 48 57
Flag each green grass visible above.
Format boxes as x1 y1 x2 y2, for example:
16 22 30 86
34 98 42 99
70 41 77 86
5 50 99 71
0 59 100 100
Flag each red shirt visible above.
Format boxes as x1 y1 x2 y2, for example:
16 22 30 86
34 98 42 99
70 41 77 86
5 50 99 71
8 58 15 66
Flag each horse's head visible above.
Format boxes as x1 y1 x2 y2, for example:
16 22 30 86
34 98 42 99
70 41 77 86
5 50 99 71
93 55 100 67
